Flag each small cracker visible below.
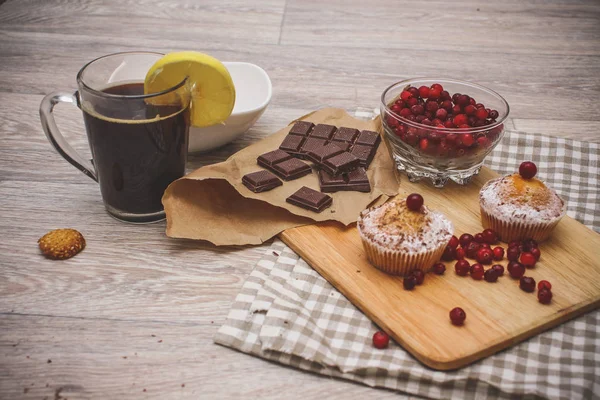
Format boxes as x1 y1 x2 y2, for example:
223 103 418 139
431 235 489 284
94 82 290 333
38 229 86 260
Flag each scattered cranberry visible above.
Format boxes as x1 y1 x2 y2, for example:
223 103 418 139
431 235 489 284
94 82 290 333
522 238 538 251
508 240 521 249
519 161 537 179
432 263 446 275
492 246 504 261
411 270 425 285
476 248 494 264
455 247 466 260
492 264 504 276
508 262 525 279
484 268 499 283
474 233 485 243
464 241 480 259
489 110 499 119
403 275 417 290
372 331 390 349
520 252 537 268
538 288 553 304
448 235 459 249
530 247 541 261
459 233 474 248
455 260 470 276
482 229 498 244
507 247 521 262
470 263 484 280
449 307 466 326
442 245 456 261
406 193 424 211
479 243 491 249
538 280 552 291
519 276 536 293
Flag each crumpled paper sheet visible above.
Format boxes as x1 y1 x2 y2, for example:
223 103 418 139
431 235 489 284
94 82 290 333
162 108 400 245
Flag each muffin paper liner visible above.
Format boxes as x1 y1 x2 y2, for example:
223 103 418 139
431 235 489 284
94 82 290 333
480 206 565 243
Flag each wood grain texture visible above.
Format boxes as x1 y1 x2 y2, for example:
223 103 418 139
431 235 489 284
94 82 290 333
280 167 600 370
1 0 599 397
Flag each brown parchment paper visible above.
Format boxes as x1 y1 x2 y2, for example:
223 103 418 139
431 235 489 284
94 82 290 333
163 108 400 245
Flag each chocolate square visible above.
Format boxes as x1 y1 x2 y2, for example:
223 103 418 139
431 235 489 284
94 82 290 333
322 152 360 176
258 149 293 169
345 168 371 192
351 144 376 168
279 134 305 157
300 137 327 157
306 143 345 164
272 158 312 181
310 124 337 140
331 127 359 143
289 121 314 136
356 130 381 147
286 186 332 213
318 168 371 193
330 141 352 152
242 170 283 193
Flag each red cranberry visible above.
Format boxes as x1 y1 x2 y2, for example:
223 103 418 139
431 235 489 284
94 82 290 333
441 100 453 111
470 263 484 280
489 110 499 119
459 233 474 247
399 108 412 118
411 104 425 115
449 307 466 326
405 114 416 122
538 288 553 304
492 246 504 261
452 93 461 103
492 264 504 276
448 235 459 249
442 245 456 261
431 83 444 92
538 280 552 291
440 90 450 100
429 88 442 100
411 269 425 285
484 268 499 283
465 241 481 259
508 262 525 279
425 101 439 113
416 115 426 123
476 248 494 264
520 252 537 268
469 97 476 106
519 161 537 179
455 260 470 276
475 103 485 109
400 91 412 101
482 229 498 244
464 105 476 116
372 331 390 349
456 94 470 107
522 238 539 252
434 108 448 121
452 104 462 115
453 114 468 126
519 276 536 292
508 240 521 249
407 97 419 107
408 87 419 97
475 108 489 120
418 86 430 98
479 243 491 249
455 247 466 260
432 263 446 275
403 275 417 290
460 133 474 146
507 246 521 262
474 233 485 243
444 120 455 129
406 193 424 211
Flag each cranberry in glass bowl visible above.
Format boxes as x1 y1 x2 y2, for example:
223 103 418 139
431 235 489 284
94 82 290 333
380 78 509 188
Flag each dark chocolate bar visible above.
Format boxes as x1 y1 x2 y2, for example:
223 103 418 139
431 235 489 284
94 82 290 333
318 168 371 193
322 152 360 176
356 130 381 147
258 149 293 169
279 134 305 157
306 142 344 164
286 186 333 213
299 137 327 158
242 170 283 193
272 158 312 181
289 121 314 136
310 124 337 140
331 127 359 143
351 144 377 168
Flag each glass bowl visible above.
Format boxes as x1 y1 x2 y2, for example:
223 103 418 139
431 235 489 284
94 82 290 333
380 78 509 187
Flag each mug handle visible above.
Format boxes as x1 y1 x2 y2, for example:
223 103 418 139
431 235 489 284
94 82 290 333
39 91 98 182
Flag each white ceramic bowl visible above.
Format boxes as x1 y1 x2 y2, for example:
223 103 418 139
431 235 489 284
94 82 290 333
188 62 272 153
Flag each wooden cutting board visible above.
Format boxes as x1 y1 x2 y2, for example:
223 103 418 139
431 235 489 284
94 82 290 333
279 166 600 370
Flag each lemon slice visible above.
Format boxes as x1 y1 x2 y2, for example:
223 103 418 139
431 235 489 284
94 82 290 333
144 51 236 127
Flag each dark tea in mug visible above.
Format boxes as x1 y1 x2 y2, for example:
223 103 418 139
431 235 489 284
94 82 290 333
82 82 189 217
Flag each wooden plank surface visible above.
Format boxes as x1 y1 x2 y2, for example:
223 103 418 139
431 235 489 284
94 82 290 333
280 167 600 370
0 0 599 398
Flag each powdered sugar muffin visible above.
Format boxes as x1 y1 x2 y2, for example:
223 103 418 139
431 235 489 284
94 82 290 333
357 194 453 276
479 161 566 242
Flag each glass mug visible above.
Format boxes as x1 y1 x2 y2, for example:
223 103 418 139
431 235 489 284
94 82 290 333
40 52 191 223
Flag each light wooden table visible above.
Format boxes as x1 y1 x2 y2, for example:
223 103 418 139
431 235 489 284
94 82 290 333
1 1 598 398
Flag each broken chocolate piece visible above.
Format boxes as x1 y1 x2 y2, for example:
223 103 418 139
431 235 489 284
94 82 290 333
242 170 283 193
258 149 293 169
299 137 327 158
346 168 371 192
351 144 377 168
286 186 332 213
289 121 314 136
272 158 312 181
331 127 359 143
356 130 381 147
322 152 360 176
306 142 345 164
279 134 305 157
318 168 371 193
310 124 337 140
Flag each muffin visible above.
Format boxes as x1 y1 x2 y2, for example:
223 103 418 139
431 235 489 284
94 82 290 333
479 161 566 242
357 194 454 276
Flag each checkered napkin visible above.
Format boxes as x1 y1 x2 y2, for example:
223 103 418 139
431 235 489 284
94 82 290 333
215 132 600 400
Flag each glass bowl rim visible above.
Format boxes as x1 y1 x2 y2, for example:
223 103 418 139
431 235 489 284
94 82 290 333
380 77 510 134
